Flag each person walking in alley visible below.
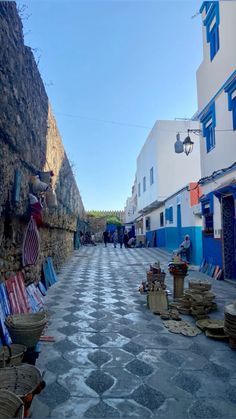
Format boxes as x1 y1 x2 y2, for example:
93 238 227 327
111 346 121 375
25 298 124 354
113 230 118 248
103 230 109 247
123 230 129 248
118 229 124 248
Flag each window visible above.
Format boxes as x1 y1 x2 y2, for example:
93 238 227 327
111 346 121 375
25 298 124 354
201 193 214 236
201 1 220 61
165 206 173 224
138 183 141 197
150 167 154 185
160 212 164 227
200 103 216 153
145 217 150 231
143 176 146 192
169 207 173 224
225 77 236 131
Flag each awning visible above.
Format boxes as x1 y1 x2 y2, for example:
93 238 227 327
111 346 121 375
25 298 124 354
213 178 236 200
138 200 164 215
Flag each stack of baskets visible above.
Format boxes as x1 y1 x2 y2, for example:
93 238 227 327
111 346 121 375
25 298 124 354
0 389 24 418
5 312 47 348
0 364 45 417
0 345 26 368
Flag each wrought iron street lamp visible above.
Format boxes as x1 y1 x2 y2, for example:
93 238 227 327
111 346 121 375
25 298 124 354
174 129 202 156
183 132 194 156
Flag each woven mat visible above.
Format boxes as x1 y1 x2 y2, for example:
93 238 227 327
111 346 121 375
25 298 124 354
163 320 202 337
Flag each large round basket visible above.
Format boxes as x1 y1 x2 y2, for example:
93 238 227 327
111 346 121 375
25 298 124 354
0 389 24 418
5 312 47 348
0 345 26 368
0 364 43 399
6 312 47 327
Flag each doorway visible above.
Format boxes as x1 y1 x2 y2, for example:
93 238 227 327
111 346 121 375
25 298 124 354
177 204 182 246
222 195 236 279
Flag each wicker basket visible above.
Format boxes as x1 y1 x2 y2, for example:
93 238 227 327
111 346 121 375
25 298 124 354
6 313 47 327
147 272 166 283
0 390 24 418
148 290 168 314
0 364 43 398
0 345 26 368
5 313 47 348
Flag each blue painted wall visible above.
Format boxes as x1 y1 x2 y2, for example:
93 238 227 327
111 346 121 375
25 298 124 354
146 226 203 265
202 235 222 267
156 228 166 247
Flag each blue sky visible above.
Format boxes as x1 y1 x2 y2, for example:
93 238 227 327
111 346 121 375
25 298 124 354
19 0 203 210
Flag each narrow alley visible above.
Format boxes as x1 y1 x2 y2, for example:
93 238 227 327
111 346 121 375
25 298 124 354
33 246 236 418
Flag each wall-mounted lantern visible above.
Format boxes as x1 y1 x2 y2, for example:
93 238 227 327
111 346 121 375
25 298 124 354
174 129 202 156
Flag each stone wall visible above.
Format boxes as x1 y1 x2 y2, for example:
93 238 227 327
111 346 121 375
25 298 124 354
0 2 85 283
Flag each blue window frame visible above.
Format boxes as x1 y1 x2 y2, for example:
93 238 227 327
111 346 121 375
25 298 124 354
200 1 220 61
165 206 173 224
138 182 141 197
200 103 216 153
200 192 214 236
150 167 154 185
169 206 173 224
143 176 146 192
225 77 236 131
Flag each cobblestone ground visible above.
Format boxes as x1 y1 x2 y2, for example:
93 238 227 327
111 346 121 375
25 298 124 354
32 245 236 418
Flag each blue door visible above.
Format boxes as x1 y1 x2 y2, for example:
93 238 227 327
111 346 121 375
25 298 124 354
177 204 182 246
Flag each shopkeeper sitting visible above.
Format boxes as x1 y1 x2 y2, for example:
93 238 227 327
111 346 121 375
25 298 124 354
175 234 191 263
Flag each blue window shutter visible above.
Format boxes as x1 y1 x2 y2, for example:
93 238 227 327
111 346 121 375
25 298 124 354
225 79 236 131
200 102 216 153
203 1 220 61
169 207 173 223
165 208 168 221
232 99 236 130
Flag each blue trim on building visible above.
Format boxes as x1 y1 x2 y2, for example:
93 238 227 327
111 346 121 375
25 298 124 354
200 1 213 15
200 192 214 214
225 77 236 130
202 235 222 267
200 103 216 153
202 1 220 61
198 70 236 120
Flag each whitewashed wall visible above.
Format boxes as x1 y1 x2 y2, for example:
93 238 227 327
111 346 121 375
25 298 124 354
197 1 236 111
136 120 201 213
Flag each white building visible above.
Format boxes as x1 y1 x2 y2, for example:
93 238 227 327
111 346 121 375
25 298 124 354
197 0 236 279
136 119 201 217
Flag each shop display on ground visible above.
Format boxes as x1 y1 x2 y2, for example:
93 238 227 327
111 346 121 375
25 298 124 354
139 256 236 350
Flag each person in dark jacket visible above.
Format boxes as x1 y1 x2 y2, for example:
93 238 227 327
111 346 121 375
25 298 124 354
118 230 124 248
123 231 129 248
103 230 109 247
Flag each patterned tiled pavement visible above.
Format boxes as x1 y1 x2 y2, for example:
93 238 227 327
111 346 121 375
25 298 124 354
32 245 236 418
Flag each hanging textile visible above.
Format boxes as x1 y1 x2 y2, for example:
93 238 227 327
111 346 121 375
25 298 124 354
22 217 40 266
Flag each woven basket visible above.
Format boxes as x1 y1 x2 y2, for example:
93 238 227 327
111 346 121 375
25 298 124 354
6 313 47 327
0 390 24 418
148 290 168 314
5 313 47 348
147 272 166 283
0 364 43 399
0 345 26 368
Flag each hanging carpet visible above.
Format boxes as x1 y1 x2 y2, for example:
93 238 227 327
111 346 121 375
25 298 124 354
22 217 40 266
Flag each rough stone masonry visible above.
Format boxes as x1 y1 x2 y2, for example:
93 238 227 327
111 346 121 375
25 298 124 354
0 2 85 283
